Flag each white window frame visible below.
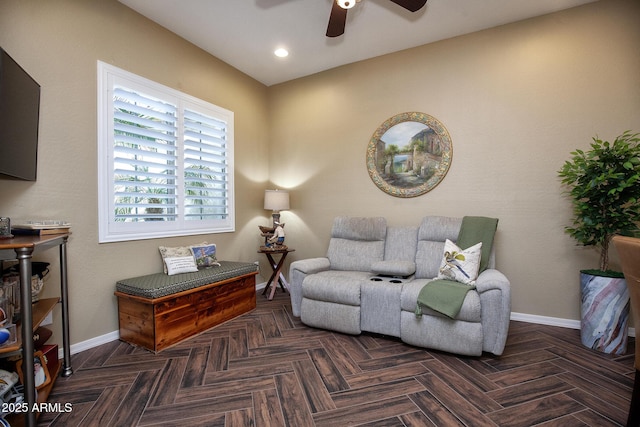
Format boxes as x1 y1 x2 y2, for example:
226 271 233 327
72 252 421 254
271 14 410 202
97 61 234 243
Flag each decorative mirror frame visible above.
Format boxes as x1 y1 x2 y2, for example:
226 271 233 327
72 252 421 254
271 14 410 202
366 112 452 198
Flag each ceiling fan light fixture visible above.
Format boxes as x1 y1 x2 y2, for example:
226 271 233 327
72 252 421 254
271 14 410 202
337 0 356 10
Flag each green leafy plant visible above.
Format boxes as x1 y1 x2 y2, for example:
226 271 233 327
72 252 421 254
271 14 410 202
558 130 640 272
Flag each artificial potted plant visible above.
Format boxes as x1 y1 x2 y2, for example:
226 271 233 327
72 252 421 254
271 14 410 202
558 130 640 354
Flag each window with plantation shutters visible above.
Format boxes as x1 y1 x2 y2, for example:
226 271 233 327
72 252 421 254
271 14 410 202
183 109 230 222
97 62 234 243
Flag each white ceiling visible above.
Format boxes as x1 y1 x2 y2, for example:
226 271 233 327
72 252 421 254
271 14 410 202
118 0 598 86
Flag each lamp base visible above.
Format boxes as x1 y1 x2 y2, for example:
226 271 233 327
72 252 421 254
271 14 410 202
271 212 281 227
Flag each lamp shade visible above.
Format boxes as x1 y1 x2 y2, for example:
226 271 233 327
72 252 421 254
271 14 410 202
264 190 290 211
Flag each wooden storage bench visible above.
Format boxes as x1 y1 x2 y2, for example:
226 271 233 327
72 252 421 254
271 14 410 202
115 261 258 352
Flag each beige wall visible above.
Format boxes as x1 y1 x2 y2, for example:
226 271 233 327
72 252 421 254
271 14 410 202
0 0 270 345
268 0 640 321
0 0 638 348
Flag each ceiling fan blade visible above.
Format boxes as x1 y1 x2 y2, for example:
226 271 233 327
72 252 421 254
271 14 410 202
388 0 428 13
326 1 348 37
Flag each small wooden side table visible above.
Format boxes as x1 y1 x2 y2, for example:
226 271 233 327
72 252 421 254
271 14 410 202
258 247 295 300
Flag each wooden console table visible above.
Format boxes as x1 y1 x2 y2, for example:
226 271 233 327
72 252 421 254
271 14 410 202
0 233 73 427
259 247 295 300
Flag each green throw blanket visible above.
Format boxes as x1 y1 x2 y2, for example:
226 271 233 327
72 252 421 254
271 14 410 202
415 216 498 319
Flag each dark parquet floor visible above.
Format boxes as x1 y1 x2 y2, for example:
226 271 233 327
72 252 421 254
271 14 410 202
38 289 635 426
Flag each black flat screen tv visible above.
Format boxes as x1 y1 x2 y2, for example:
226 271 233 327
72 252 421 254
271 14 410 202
0 47 40 181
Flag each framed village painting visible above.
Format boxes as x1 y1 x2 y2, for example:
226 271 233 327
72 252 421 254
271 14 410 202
366 112 452 198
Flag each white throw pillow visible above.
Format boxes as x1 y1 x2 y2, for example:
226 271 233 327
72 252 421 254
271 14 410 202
437 239 482 285
165 256 199 275
159 242 207 273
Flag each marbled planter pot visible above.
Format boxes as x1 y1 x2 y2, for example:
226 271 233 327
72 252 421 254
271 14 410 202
580 271 630 355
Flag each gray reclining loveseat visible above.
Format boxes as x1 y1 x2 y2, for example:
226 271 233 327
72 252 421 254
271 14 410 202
288 216 511 356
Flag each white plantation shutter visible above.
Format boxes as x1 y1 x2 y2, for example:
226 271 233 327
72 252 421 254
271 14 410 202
98 62 234 243
113 87 179 223
183 108 229 221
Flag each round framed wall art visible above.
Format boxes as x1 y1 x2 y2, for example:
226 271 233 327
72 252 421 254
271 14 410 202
366 112 452 198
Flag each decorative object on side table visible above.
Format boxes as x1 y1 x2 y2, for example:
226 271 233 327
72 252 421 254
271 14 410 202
558 130 640 354
265 224 286 249
260 189 290 250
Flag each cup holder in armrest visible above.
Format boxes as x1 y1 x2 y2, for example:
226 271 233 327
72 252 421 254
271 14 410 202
369 276 410 284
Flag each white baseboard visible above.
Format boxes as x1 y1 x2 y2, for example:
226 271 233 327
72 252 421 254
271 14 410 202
511 312 636 337
510 312 581 329
62 330 120 358
61 307 635 358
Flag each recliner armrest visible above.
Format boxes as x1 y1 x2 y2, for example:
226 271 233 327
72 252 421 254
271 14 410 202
474 268 511 355
289 257 331 317
475 268 510 293
290 257 331 275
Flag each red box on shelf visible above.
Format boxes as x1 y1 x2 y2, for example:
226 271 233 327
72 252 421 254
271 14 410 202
40 344 59 375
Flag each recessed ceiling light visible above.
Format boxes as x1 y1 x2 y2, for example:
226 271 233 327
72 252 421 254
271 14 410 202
337 0 356 9
274 48 289 58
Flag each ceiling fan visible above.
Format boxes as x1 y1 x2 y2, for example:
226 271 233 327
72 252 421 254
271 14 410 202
327 0 428 37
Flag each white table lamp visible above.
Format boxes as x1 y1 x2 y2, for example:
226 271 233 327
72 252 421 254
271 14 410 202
264 189 290 227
